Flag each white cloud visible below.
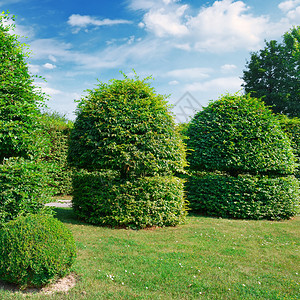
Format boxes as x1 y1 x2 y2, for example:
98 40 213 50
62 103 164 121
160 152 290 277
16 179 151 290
48 55 57 62
28 64 40 74
166 67 212 80
43 63 56 69
221 64 237 72
186 0 269 52
143 5 189 37
169 80 179 85
287 5 300 19
174 43 191 51
185 76 243 92
37 82 63 96
130 0 272 52
67 14 132 31
279 0 300 12
128 0 157 10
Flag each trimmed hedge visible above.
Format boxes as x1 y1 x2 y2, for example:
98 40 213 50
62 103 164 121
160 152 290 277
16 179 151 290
0 214 76 288
0 157 53 225
72 171 187 229
187 172 300 220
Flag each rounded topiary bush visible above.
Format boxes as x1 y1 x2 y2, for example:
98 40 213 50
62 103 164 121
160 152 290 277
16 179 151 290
72 171 187 229
0 214 76 288
186 94 299 219
187 94 296 176
68 75 187 228
68 75 186 177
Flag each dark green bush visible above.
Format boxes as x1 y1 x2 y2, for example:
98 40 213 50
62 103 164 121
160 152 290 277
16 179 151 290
278 115 300 178
68 75 186 178
0 157 53 225
187 172 299 220
186 94 299 219
187 94 296 176
73 171 187 229
0 214 76 288
40 111 74 195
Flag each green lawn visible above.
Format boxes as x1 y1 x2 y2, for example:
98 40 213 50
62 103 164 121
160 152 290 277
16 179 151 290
1 208 299 299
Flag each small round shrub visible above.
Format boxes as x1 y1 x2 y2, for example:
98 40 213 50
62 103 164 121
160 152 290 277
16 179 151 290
0 157 54 225
0 214 76 288
187 94 296 176
187 172 300 220
72 171 187 229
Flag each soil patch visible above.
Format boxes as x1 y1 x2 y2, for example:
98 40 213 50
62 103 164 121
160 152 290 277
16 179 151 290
0 273 76 296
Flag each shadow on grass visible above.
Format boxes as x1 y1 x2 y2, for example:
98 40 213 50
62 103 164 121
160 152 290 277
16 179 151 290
52 207 87 226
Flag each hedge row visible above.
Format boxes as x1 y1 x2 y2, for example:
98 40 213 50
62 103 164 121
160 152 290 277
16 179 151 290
186 172 300 220
72 171 187 229
40 112 74 195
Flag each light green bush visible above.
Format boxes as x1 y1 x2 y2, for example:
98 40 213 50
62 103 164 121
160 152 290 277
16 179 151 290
0 214 76 288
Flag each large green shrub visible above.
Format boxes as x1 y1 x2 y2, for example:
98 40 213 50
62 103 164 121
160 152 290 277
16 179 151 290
0 157 53 225
73 171 187 229
68 75 187 228
0 214 76 288
186 94 299 219
40 112 74 195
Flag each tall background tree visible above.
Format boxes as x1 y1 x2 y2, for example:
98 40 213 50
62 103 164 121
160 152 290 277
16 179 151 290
242 26 300 118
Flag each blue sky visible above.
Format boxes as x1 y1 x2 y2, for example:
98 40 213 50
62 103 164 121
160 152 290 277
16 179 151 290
1 0 299 121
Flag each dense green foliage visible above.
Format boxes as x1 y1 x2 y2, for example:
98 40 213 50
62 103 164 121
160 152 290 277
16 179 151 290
278 115 300 178
40 111 74 195
69 75 187 228
187 172 299 220
186 94 299 219
242 26 300 117
0 214 76 288
72 171 187 229
0 14 54 224
187 94 296 176
0 157 53 225
0 13 49 161
68 75 186 178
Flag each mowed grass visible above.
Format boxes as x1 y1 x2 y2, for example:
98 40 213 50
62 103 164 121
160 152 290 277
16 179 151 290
1 208 299 300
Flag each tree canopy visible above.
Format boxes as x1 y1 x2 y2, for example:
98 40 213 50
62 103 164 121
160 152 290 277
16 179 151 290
242 26 300 118
0 12 47 161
